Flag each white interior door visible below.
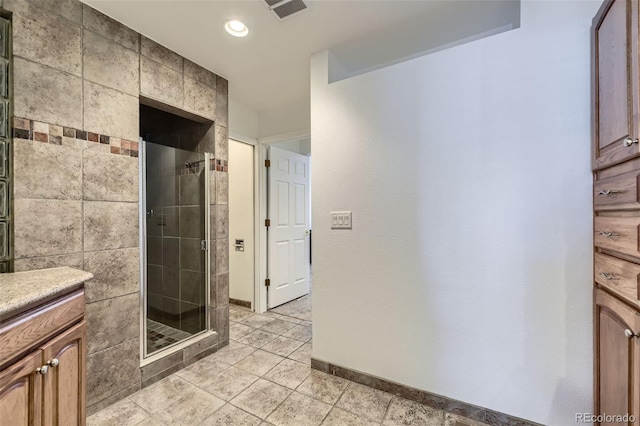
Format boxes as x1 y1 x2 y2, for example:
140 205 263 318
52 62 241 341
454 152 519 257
229 140 255 306
268 146 310 308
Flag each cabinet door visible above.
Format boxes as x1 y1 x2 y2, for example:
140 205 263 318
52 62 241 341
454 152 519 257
595 289 640 425
593 0 640 170
42 321 86 426
0 350 43 426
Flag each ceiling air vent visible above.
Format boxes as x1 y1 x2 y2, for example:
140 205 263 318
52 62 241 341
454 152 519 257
263 0 310 21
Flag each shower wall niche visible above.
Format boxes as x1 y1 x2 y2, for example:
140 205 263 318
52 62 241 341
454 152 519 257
140 103 215 356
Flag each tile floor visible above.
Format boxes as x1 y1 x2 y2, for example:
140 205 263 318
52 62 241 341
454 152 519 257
89 298 487 426
269 292 312 322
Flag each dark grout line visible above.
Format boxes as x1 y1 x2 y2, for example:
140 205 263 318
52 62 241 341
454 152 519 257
381 391 395 424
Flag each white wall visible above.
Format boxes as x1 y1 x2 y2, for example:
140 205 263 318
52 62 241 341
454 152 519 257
311 1 598 424
229 97 310 142
258 98 310 139
229 98 259 141
271 138 311 156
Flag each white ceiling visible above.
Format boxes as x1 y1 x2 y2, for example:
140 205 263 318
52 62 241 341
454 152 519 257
84 0 519 114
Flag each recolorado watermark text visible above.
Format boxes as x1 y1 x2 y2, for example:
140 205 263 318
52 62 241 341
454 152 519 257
576 413 636 423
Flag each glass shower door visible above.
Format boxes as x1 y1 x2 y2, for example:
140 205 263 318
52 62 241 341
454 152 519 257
142 141 209 357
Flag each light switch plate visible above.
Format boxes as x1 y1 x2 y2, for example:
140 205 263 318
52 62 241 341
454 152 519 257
331 211 352 229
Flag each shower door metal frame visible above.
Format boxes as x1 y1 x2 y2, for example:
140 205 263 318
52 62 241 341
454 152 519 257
138 139 211 361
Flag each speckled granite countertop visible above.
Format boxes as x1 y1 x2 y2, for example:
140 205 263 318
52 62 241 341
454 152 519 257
0 267 93 320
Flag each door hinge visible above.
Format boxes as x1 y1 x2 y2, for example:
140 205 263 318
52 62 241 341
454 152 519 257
265 219 271 228
265 159 271 168
200 240 208 251
265 278 270 287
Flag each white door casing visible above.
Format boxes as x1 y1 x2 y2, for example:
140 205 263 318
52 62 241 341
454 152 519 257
268 146 310 308
229 140 255 306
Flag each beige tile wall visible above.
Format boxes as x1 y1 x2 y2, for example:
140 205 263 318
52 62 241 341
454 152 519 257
4 0 229 414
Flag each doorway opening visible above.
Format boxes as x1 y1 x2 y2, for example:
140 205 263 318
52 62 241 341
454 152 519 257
228 139 255 309
227 136 312 315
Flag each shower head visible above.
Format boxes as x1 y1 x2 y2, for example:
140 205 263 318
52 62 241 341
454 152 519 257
185 160 205 168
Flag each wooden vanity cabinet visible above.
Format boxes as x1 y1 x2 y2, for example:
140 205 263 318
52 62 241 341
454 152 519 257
593 1 640 422
0 351 43 425
0 289 86 426
42 322 86 426
594 289 640 424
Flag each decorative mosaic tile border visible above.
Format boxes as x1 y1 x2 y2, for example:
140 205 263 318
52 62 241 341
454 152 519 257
13 117 140 157
13 117 230 172
210 158 228 172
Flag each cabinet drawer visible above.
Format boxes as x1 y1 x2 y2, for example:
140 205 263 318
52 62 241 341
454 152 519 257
0 290 84 367
595 170 640 209
595 252 640 306
594 216 640 258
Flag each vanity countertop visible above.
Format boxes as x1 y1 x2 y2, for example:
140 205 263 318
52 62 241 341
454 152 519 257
0 267 93 321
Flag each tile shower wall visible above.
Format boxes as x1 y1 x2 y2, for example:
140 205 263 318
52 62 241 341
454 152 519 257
145 142 206 336
2 0 229 414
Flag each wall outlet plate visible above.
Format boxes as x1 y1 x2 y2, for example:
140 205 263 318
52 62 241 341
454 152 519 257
331 211 352 229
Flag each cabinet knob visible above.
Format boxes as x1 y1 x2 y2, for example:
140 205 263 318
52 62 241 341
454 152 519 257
623 137 639 147
624 329 638 338
35 365 49 375
597 231 619 237
598 189 621 196
599 272 618 280
46 358 59 368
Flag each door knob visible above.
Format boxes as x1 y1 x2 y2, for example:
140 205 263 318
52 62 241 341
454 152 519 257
623 137 639 147
46 358 59 368
36 365 49 375
624 329 638 338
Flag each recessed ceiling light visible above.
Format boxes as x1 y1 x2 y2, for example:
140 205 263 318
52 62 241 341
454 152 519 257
225 20 249 37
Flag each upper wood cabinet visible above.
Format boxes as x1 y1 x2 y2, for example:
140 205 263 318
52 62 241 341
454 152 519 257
593 0 640 170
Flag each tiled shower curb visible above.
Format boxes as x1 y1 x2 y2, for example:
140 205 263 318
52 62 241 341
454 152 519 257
311 358 543 426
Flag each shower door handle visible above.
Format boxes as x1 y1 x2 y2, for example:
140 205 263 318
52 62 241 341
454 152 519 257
201 240 208 251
